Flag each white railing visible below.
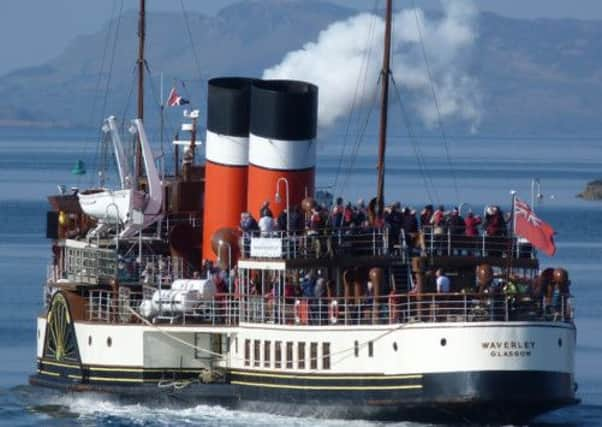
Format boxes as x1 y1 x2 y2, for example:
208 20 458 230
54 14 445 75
85 290 573 327
418 226 535 259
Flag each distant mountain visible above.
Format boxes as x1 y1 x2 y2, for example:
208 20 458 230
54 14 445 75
1 1 602 135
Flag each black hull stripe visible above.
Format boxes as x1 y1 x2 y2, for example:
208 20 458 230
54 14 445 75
248 162 314 173
206 159 248 169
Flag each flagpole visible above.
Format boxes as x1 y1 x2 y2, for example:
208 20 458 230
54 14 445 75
160 72 165 179
510 190 517 238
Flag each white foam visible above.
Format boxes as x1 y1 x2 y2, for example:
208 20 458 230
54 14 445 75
40 392 421 426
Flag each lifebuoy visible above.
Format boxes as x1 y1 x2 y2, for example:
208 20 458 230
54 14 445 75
329 300 339 325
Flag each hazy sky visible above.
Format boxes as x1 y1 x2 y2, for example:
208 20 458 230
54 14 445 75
1 0 602 75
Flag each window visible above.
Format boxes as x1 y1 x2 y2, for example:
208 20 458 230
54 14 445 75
322 343 330 370
354 340 359 357
235 337 238 354
244 339 250 366
368 341 374 358
298 342 306 369
275 341 282 368
310 342 318 369
254 340 261 367
264 341 271 368
286 342 294 369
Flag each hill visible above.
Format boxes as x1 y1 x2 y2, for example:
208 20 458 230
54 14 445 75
1 1 602 135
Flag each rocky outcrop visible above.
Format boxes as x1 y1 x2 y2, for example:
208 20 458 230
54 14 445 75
578 180 602 200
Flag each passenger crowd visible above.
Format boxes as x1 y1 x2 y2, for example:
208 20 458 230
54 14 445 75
239 197 511 245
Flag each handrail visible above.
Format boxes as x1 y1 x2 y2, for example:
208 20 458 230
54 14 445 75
85 289 574 327
419 226 535 259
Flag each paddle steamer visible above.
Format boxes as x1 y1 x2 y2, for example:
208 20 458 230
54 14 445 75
31 0 578 423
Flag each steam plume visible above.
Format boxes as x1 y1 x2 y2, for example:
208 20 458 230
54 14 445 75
263 0 481 130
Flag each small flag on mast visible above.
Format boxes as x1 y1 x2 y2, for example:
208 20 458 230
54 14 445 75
514 198 556 256
167 87 190 107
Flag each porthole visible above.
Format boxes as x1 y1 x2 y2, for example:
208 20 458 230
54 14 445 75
440 338 447 347
88 335 92 346
558 338 563 347
393 342 398 351
107 337 112 347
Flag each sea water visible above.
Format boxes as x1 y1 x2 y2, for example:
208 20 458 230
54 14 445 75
1 127 601 426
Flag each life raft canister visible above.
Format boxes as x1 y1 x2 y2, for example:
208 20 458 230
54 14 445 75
294 299 309 324
329 300 339 325
294 299 301 324
388 293 399 323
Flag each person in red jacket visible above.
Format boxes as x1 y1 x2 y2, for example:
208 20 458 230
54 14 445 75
464 211 482 236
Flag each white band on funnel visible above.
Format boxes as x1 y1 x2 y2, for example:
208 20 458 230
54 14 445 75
249 133 316 170
206 130 249 166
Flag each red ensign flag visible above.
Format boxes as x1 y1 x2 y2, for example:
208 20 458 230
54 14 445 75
514 198 556 256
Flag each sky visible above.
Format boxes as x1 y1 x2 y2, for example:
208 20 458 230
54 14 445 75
1 0 602 75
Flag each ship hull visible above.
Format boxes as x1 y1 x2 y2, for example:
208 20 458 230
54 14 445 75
29 368 577 423
33 316 577 423
232 369 577 423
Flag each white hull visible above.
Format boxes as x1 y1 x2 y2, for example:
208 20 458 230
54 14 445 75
36 317 575 376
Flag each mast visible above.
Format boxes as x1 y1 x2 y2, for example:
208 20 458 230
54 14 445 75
135 0 146 186
376 0 393 213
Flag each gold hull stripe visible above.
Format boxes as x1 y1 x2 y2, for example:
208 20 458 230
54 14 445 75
38 359 203 373
39 360 79 369
231 380 423 391
38 369 60 377
88 376 145 383
230 370 423 381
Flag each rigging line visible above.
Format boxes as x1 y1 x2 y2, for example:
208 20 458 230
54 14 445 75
99 0 124 131
390 75 437 204
332 0 380 195
339 81 380 196
180 0 204 83
87 0 118 127
147 71 178 148
120 69 137 134
86 0 121 188
338 4 383 198
392 76 438 204
412 1 459 200
90 0 124 188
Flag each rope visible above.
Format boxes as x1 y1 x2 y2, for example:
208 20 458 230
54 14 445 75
412 2 460 201
127 306 226 359
333 0 379 196
180 0 204 83
339 80 380 196
390 75 438 204
88 0 125 189
87 0 119 127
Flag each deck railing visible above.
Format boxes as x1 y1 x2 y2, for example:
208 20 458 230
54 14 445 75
86 289 240 325
85 290 573 326
417 227 535 259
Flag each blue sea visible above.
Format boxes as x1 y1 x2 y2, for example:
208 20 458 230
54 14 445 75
1 127 601 426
